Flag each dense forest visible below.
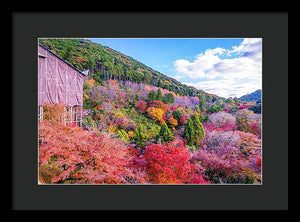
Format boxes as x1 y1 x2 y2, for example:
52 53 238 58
38 39 262 185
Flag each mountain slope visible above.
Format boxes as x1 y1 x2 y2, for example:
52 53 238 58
238 89 261 102
38 38 223 101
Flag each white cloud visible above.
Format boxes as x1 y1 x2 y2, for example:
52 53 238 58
184 79 261 98
173 38 262 98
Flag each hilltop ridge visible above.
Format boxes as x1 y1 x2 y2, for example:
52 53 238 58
238 89 262 102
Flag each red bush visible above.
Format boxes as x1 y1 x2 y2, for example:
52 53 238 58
170 105 177 111
250 122 261 138
142 139 209 184
256 155 261 169
135 100 147 113
39 121 145 184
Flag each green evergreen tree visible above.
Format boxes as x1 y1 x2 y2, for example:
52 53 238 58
64 47 72 61
203 113 209 122
198 112 204 122
156 122 175 143
207 104 222 113
195 105 201 114
172 107 185 122
182 118 195 147
117 129 129 142
182 115 205 150
156 88 163 101
199 94 207 111
215 99 225 108
132 124 149 148
87 55 96 74
147 90 157 102
162 93 175 104
192 114 205 140
226 97 234 104
134 93 139 102
186 106 192 113
206 94 213 102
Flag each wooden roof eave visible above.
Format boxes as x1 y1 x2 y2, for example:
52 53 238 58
38 43 86 76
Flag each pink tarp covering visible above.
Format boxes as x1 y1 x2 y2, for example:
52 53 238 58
38 45 84 107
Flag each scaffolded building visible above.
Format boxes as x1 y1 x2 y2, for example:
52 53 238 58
38 44 88 126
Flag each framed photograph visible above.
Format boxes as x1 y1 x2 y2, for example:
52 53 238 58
12 11 291 211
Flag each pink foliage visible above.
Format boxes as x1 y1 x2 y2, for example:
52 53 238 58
223 107 230 113
250 122 262 138
179 114 188 125
191 144 261 183
207 111 236 127
203 123 237 132
202 130 240 151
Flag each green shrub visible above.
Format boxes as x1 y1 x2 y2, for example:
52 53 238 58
207 104 222 113
117 129 129 142
82 115 97 130
156 122 175 143
132 124 149 148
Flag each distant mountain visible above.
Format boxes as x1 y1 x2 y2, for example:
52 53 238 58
238 89 262 102
38 38 224 101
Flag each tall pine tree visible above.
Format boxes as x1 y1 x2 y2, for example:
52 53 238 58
192 114 205 149
156 88 163 101
133 124 149 148
162 93 175 104
199 93 207 112
147 90 157 102
182 115 205 150
182 118 195 147
156 122 175 143
195 105 201 114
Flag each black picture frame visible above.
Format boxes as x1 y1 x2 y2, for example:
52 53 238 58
11 11 293 211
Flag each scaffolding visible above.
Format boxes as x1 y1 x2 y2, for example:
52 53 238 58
38 105 82 127
38 106 43 122
67 105 83 127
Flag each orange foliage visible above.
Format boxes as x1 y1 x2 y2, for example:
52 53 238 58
128 131 134 137
107 124 117 134
108 80 119 88
148 100 169 112
144 85 151 91
42 102 67 124
72 56 87 63
85 78 96 87
168 117 178 131
146 107 165 123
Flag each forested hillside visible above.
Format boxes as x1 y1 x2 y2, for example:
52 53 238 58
38 38 223 101
239 90 262 102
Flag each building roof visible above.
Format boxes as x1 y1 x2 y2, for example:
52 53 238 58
38 43 88 76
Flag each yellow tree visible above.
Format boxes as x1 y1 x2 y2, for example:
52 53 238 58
146 107 165 124
168 116 178 131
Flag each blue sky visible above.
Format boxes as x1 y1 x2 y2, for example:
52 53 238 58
87 38 262 98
